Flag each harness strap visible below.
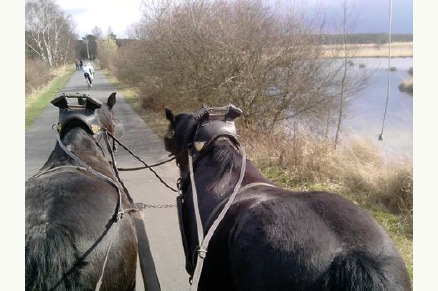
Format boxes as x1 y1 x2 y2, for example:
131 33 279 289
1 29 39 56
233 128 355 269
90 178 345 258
53 128 125 219
203 182 276 230
95 221 119 291
237 182 276 193
102 130 134 205
189 146 247 291
37 126 155 290
31 165 90 179
188 151 205 248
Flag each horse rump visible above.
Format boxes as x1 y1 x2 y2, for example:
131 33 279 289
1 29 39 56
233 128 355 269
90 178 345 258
322 250 411 291
26 226 87 290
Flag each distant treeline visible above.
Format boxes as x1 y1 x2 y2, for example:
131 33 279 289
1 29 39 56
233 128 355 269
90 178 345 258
116 34 413 46
319 33 413 45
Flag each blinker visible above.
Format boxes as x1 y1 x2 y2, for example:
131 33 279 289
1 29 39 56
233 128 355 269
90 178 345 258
192 104 242 152
51 93 103 137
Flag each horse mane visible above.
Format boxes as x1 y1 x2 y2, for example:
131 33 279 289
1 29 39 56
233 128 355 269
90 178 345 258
204 137 242 194
40 126 113 179
211 138 240 169
61 119 94 138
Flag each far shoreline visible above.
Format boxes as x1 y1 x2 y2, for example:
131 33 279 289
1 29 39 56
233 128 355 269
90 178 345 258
322 42 413 58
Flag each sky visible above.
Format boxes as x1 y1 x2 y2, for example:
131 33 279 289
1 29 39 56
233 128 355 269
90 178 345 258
56 0 145 38
55 0 413 39
337 0 413 34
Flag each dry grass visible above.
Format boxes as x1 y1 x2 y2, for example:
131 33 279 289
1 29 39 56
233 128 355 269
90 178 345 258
25 58 54 97
322 42 413 58
25 63 69 101
25 65 75 129
242 127 413 219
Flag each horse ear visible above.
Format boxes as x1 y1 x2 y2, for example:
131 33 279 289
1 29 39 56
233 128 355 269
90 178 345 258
225 104 242 121
107 92 117 109
165 107 175 123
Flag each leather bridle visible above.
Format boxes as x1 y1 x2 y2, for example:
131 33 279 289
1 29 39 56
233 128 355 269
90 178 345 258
172 105 251 290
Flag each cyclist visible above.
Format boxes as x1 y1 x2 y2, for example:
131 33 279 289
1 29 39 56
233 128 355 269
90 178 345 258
82 62 95 87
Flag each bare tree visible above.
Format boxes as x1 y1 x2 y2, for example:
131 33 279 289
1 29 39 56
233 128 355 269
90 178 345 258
118 0 367 132
331 0 368 148
334 0 350 148
25 0 76 68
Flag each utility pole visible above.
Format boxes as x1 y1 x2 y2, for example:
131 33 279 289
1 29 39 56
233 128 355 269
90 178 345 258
86 36 90 60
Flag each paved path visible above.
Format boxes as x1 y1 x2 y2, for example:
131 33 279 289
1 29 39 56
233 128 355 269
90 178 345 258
25 64 190 291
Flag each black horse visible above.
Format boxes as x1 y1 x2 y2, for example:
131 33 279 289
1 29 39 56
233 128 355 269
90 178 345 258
26 93 160 290
164 105 411 291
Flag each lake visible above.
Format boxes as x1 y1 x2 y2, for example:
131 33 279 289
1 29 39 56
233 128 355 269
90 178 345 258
343 57 413 162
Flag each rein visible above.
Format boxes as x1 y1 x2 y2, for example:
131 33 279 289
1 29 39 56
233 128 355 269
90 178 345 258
187 144 247 291
117 158 176 172
105 130 179 193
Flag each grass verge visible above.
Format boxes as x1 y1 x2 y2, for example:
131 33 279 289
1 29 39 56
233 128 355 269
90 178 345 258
25 66 75 130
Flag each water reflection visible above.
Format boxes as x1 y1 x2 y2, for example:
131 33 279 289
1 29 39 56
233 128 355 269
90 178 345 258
344 57 413 161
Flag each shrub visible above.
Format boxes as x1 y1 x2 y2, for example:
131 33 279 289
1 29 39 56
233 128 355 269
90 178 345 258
243 128 412 223
25 58 53 96
117 0 360 131
112 41 148 88
399 80 413 94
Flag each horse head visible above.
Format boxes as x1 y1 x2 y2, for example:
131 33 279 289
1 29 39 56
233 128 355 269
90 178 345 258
164 104 242 171
164 108 197 172
51 92 117 138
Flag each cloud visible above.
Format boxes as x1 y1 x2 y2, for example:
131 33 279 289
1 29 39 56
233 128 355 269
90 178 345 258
57 0 144 38
57 0 412 38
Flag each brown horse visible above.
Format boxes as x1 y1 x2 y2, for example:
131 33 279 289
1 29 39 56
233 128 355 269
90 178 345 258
25 93 160 290
164 105 411 291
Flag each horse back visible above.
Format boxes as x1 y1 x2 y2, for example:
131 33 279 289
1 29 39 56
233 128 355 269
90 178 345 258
202 187 410 290
25 171 137 290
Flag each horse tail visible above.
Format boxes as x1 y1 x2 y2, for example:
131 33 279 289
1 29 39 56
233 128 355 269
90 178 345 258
26 228 82 290
323 250 411 291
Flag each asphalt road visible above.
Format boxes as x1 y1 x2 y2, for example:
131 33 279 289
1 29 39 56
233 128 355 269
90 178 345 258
25 64 190 291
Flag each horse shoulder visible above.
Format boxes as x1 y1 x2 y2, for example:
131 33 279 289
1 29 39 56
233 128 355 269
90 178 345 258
26 173 120 237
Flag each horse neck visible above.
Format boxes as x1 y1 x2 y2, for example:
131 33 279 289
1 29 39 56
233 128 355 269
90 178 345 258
188 139 243 223
46 127 116 180
181 138 272 265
